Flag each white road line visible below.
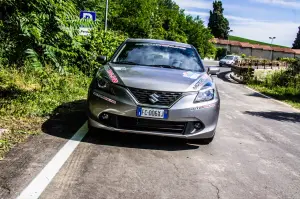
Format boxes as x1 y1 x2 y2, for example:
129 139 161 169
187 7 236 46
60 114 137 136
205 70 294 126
17 122 88 199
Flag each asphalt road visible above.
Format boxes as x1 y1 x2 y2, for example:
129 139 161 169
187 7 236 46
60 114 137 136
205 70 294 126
1 66 300 199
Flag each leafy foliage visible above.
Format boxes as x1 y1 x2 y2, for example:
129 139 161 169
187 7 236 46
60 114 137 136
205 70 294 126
0 0 215 72
0 65 91 117
247 58 300 108
292 26 300 49
70 29 127 75
208 0 230 39
215 47 227 60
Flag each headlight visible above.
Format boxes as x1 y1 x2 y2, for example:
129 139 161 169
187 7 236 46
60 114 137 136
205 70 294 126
97 77 109 89
194 87 214 103
226 61 232 64
95 70 115 95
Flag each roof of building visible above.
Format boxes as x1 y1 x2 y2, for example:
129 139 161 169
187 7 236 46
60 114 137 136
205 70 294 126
260 45 273 51
251 44 264 49
293 49 300 55
283 48 296 53
239 42 253 48
214 38 299 54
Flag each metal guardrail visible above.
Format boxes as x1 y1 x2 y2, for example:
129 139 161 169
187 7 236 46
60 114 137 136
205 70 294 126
231 65 254 77
236 60 288 70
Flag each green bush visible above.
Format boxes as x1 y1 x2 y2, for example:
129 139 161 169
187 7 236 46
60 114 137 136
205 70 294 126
0 0 215 73
249 58 300 106
280 57 296 63
0 66 91 117
68 29 127 75
215 47 227 60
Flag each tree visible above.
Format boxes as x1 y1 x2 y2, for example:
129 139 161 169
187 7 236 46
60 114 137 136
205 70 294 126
208 0 230 39
0 0 216 71
292 26 300 49
184 16 214 57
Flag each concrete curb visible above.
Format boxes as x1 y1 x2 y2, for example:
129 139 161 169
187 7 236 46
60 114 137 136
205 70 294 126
229 72 244 84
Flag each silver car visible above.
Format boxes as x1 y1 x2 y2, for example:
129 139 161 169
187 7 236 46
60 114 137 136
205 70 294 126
88 39 220 144
219 55 241 67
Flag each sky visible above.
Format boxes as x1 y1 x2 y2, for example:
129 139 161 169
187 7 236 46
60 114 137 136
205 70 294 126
173 0 300 47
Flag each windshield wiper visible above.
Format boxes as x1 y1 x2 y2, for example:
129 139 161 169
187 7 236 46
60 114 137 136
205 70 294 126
149 65 185 70
113 61 138 65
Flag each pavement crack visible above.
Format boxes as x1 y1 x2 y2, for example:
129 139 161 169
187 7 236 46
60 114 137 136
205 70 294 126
209 182 220 199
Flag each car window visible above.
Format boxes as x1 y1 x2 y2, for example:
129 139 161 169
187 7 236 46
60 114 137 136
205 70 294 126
224 56 234 60
113 42 204 72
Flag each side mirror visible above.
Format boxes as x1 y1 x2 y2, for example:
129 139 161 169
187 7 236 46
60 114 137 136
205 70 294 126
97 55 107 64
207 66 220 75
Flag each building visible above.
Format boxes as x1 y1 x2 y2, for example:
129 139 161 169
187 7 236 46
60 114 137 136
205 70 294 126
213 38 300 60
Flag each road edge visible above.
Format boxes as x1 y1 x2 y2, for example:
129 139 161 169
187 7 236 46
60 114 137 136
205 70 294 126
244 86 300 113
226 72 300 113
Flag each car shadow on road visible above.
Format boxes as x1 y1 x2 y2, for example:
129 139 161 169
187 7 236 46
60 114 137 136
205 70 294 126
41 100 88 140
244 111 300 123
42 100 199 151
245 92 269 98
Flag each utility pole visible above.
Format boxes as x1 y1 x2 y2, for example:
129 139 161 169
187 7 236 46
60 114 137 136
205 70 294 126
105 0 109 31
269 36 276 60
226 29 233 55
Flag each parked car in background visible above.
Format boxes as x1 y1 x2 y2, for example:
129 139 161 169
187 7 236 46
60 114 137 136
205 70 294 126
219 55 241 67
88 39 220 144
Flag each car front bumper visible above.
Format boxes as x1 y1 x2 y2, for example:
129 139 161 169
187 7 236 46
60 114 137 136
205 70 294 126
87 85 220 140
219 62 233 67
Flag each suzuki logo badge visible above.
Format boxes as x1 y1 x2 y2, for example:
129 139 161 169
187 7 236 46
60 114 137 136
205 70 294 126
149 93 160 104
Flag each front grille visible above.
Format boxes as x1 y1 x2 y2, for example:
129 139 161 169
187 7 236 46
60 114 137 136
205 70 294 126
118 116 187 134
128 87 182 106
99 113 187 134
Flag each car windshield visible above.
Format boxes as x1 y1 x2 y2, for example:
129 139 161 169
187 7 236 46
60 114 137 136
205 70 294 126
112 42 204 72
223 56 235 60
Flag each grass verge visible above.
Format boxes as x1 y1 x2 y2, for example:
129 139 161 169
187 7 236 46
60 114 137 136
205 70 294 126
247 84 300 109
229 36 287 48
0 66 91 159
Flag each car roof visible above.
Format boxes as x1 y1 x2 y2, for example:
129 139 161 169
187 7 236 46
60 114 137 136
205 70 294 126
226 55 240 57
126 38 192 48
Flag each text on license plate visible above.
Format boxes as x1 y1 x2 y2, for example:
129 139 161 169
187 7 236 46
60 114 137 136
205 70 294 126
137 107 168 119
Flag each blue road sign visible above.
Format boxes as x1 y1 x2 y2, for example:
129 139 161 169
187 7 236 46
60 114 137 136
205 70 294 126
80 11 96 21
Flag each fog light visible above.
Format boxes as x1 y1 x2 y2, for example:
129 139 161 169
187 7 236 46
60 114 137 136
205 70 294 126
194 122 202 130
101 113 109 120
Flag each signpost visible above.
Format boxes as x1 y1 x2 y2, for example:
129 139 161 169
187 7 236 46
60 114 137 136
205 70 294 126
79 11 96 36
80 11 96 21
105 0 108 31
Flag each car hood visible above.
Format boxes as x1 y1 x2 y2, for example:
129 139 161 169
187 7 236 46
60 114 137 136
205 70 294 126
101 63 212 92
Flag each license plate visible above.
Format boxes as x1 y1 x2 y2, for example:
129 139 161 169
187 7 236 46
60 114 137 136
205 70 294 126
137 107 168 119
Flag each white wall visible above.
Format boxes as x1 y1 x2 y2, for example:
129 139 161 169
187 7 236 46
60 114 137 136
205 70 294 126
231 46 241 54
273 52 294 60
239 47 252 56
214 44 298 60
